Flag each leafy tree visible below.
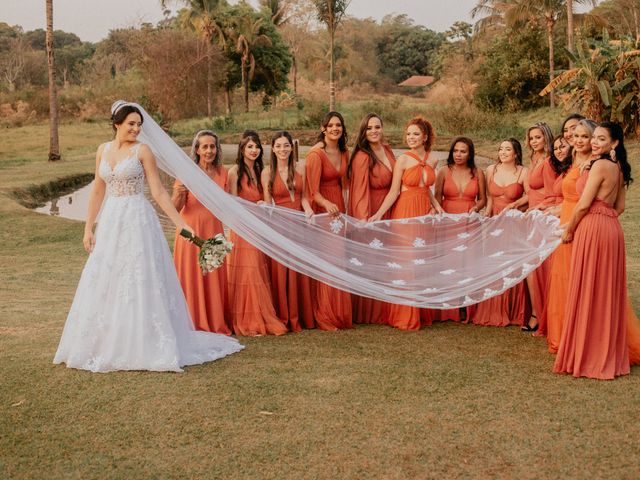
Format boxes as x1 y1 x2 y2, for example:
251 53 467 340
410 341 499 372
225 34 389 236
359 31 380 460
540 34 640 135
312 0 350 110
170 0 228 116
472 0 597 108
234 15 272 112
377 15 443 84
475 26 551 111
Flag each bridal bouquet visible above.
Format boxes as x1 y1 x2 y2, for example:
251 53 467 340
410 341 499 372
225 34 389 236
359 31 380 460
180 229 233 274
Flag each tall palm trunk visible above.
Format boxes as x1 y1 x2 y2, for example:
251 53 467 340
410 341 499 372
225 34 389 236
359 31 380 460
329 28 336 111
566 0 574 67
241 57 249 113
546 17 555 108
46 0 60 161
292 54 297 95
206 38 213 118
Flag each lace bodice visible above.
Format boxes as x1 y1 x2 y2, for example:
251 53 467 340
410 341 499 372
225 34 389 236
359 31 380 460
99 142 145 197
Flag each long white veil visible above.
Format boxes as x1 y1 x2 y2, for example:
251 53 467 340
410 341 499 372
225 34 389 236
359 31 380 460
131 102 560 308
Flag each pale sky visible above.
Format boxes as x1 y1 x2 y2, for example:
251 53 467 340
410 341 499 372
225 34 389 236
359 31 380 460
3 0 486 42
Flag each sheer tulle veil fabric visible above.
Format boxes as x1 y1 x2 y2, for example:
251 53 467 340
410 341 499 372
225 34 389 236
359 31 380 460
127 101 561 308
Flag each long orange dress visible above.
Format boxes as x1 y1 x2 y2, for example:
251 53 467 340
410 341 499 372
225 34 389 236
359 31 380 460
305 148 353 330
173 170 231 334
527 158 559 324
387 152 437 330
227 175 288 336
554 169 629 379
473 173 531 327
544 167 640 364
544 165 581 351
439 167 480 322
348 146 396 324
269 171 314 332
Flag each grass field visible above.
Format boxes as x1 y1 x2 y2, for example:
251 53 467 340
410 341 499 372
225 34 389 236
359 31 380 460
1 113 639 479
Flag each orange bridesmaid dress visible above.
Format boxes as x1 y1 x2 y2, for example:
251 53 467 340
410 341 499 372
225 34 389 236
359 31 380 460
544 167 640 364
544 166 581 351
439 167 480 322
173 171 231 334
527 158 559 325
269 172 314 332
348 146 396 324
387 152 437 330
473 173 531 327
554 169 629 379
227 176 288 336
305 148 353 330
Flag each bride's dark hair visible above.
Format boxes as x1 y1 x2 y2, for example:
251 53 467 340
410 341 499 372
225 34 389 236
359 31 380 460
111 105 143 133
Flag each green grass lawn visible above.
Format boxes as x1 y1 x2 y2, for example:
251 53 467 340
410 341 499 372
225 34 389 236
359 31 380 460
1 118 639 479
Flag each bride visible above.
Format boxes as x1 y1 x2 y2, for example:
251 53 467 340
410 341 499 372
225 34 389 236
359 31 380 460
53 101 243 372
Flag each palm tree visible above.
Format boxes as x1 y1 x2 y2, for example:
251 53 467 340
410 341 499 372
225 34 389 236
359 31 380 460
567 0 574 60
312 0 350 111
260 0 291 26
234 16 272 112
46 0 60 161
168 0 228 117
472 0 597 108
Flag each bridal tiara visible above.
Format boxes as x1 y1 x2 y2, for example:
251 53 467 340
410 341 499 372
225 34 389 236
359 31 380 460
111 99 131 116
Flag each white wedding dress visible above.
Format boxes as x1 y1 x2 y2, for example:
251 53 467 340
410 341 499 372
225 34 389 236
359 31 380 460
53 142 244 372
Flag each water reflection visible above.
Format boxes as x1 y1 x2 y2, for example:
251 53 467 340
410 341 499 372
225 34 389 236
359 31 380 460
35 171 176 235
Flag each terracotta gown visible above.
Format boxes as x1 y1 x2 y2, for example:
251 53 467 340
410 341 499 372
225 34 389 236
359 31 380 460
348 146 396 324
554 168 629 379
387 152 437 330
473 170 531 327
173 170 231 334
305 148 353 330
439 167 480 322
545 166 640 365
227 175 288 336
527 158 558 326
269 171 314 332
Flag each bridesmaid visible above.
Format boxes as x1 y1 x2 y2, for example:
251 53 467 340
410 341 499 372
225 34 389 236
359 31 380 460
545 119 597 352
172 130 231 334
532 134 572 337
554 122 633 379
348 113 396 324
472 139 532 327
434 137 486 322
369 116 444 330
561 113 585 145
261 131 315 332
227 132 288 336
523 122 557 331
305 111 353 330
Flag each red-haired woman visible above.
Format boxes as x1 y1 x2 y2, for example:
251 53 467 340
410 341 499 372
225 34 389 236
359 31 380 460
262 131 315 332
369 116 444 330
227 132 288 336
348 113 396 324
172 130 231 334
305 112 353 330
434 136 486 322
472 138 531 327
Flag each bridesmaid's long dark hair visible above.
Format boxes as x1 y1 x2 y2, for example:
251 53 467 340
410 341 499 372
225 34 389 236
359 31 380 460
316 111 348 152
446 137 477 178
269 131 296 195
550 134 572 176
597 122 633 187
347 113 385 179
236 131 264 194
